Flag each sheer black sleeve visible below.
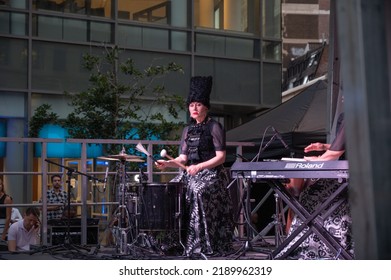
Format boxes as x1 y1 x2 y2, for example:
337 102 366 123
180 126 189 155
210 120 226 151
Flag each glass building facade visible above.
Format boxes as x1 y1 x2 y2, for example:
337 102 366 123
0 0 282 131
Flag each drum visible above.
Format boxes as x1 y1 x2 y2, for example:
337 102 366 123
138 182 184 231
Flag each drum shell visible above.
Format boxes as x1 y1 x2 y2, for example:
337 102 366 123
138 182 184 231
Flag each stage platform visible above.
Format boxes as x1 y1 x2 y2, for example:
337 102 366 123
0 237 275 260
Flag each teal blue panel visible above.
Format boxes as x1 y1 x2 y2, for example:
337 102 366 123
34 124 102 158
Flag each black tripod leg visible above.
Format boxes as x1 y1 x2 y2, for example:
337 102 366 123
233 178 272 259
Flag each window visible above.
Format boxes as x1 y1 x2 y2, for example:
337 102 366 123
194 0 260 34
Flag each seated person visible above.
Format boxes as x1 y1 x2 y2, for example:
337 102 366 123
280 113 354 259
8 207 40 252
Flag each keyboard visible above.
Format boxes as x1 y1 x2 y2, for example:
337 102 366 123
230 160 349 179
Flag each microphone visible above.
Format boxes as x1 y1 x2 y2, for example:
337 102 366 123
139 168 148 182
103 166 109 191
272 127 289 149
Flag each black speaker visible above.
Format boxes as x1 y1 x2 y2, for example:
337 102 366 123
47 222 99 245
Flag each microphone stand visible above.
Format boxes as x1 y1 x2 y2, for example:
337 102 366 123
234 135 278 259
254 134 277 162
38 159 104 254
250 133 289 251
227 134 278 189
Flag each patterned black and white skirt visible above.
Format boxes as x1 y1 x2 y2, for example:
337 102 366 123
277 178 355 259
172 166 234 256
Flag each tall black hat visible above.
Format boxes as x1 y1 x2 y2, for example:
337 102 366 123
187 76 213 108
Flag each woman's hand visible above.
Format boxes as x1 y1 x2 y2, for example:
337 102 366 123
186 164 203 176
155 159 168 170
306 149 345 161
304 142 329 153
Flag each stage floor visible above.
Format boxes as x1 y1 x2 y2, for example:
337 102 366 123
0 237 275 260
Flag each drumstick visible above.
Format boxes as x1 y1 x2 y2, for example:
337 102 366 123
160 149 187 170
135 142 158 163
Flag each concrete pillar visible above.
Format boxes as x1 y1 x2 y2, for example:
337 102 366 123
4 119 28 204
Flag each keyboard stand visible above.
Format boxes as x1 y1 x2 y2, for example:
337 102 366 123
251 191 287 247
267 179 353 260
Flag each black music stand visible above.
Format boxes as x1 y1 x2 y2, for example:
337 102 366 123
34 159 104 255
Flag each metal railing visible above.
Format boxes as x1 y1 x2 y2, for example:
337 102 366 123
0 137 255 246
